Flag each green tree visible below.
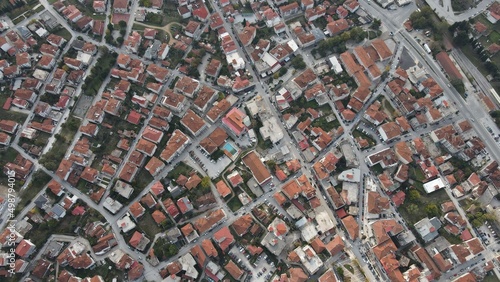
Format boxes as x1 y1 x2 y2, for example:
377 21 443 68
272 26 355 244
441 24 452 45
217 92 225 101
118 20 127 29
485 62 499 75
200 176 211 188
453 31 468 46
407 204 419 215
425 204 439 217
291 56 306 69
408 190 421 202
371 18 381 30
279 67 287 77
336 267 344 279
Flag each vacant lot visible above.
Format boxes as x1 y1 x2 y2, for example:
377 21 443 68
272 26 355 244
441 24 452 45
137 212 162 238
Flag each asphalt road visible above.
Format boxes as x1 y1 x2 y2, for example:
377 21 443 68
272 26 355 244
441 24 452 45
424 0 496 24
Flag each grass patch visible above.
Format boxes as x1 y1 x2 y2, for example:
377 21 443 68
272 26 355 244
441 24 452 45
34 5 45 13
227 196 243 212
409 165 426 182
132 167 153 190
52 27 73 41
438 228 462 244
482 273 500 282
398 188 450 225
378 96 398 119
345 264 354 273
90 126 121 160
493 53 500 71
167 162 194 180
0 95 28 123
132 23 147 31
311 116 339 132
11 15 25 25
137 212 162 238
489 30 500 44
144 4 183 27
370 163 384 175
71 260 125 281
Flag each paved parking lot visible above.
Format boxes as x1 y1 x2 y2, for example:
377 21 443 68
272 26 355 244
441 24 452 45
190 147 232 178
228 245 276 282
477 223 500 250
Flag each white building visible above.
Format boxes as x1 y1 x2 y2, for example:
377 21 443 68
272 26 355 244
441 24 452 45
423 177 446 194
328 56 343 74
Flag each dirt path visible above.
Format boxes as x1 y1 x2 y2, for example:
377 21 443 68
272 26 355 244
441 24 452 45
133 21 184 46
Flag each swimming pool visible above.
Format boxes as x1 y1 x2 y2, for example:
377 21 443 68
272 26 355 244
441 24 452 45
223 142 237 156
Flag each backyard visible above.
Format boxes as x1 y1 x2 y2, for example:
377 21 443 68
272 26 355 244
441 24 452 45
0 95 28 123
143 2 184 27
398 187 450 226
167 161 194 181
52 26 73 41
66 0 106 20
137 212 163 239
227 196 243 212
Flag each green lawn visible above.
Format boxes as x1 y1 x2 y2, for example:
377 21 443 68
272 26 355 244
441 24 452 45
370 164 384 175
483 273 500 282
409 165 426 182
344 264 354 273
493 53 500 72
311 116 340 132
34 5 45 13
52 27 73 41
380 97 399 119
460 44 489 76
167 162 194 180
144 5 183 27
489 30 500 44
132 23 147 31
227 196 243 212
